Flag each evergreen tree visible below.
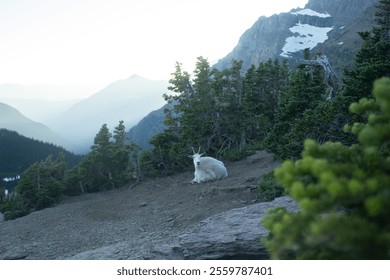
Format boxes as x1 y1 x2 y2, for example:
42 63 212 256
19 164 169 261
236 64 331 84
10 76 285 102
14 154 66 212
211 60 245 151
145 61 197 175
242 59 289 143
187 56 215 148
76 124 115 192
263 56 327 159
146 57 217 175
74 122 137 192
112 120 136 186
263 78 390 259
337 0 390 143
344 0 390 101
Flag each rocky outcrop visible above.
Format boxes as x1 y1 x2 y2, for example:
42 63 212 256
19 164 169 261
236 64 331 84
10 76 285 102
144 196 298 260
1 246 28 260
64 196 298 260
214 0 378 73
305 0 377 26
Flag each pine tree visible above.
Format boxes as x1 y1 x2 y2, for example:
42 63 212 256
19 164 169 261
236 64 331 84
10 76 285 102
263 78 390 259
78 124 115 191
263 56 327 159
112 120 135 186
339 0 390 141
211 60 245 151
242 59 289 143
76 122 137 191
14 154 66 212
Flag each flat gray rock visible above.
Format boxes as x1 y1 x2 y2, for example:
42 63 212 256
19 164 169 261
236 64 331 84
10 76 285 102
2 246 28 260
144 196 298 259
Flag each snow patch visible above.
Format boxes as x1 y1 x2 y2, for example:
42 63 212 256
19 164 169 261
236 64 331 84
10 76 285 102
338 42 344 45
281 23 333 58
291 9 331 18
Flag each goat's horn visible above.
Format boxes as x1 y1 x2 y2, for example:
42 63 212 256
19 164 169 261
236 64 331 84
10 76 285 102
191 147 196 154
198 147 201 153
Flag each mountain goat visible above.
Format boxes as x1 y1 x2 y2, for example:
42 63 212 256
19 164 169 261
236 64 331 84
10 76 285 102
189 147 228 183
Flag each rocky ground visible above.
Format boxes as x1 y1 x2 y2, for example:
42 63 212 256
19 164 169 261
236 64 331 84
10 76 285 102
0 151 283 260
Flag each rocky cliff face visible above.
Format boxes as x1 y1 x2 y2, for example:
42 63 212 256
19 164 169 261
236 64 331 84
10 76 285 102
305 0 376 25
214 0 378 72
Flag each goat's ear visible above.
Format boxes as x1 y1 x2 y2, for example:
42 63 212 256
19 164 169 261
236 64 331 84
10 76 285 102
188 155 194 158
200 153 205 156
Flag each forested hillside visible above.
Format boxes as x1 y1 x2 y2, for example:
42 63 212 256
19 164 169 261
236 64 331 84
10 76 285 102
0 129 81 189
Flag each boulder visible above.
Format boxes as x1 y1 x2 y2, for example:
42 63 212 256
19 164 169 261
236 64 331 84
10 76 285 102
144 196 298 259
1 246 28 260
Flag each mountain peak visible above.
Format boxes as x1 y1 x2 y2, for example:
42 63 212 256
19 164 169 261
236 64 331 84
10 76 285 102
127 74 146 81
213 0 378 73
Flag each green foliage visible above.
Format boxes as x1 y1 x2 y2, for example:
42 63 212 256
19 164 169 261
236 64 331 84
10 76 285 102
0 186 5 203
242 60 289 144
336 0 390 144
263 78 390 259
0 129 82 190
17 154 66 210
223 142 265 161
0 196 30 220
263 55 328 159
142 129 190 176
66 121 139 193
257 171 285 201
0 153 67 219
62 167 83 196
147 57 289 175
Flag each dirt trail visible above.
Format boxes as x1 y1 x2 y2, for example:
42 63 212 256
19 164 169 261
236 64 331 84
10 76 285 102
0 151 279 259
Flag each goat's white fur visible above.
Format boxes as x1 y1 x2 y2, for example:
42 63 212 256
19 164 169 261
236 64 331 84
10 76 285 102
189 147 228 183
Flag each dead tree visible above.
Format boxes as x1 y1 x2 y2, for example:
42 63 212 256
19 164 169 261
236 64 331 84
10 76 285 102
301 55 339 101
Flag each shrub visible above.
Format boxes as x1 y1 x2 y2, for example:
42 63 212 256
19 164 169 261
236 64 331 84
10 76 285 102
257 171 285 201
262 78 390 259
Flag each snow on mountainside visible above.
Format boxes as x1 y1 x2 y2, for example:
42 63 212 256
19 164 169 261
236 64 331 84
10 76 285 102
281 8 334 58
291 9 331 18
214 0 378 72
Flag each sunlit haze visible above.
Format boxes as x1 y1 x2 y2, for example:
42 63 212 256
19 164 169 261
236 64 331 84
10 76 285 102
0 0 308 99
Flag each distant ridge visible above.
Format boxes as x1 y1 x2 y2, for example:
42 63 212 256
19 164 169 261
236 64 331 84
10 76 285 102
127 103 173 150
0 102 73 151
48 75 169 153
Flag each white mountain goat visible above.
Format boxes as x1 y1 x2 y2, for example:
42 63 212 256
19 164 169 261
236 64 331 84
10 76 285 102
188 147 228 183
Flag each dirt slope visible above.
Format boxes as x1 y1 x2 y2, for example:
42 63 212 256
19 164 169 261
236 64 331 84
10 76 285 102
0 151 279 260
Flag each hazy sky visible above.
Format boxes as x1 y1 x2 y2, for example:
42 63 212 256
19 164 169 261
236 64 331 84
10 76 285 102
0 0 308 99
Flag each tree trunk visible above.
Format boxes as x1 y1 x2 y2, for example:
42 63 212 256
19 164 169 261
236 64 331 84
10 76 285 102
301 55 339 100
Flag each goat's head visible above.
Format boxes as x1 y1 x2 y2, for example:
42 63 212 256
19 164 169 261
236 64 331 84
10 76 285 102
189 147 204 167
